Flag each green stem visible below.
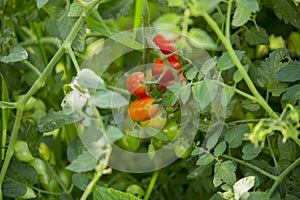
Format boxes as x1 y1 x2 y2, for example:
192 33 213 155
68 47 80 73
20 37 61 47
32 186 62 196
202 13 278 119
143 171 159 200
0 101 17 109
268 157 300 197
22 60 42 76
267 136 278 168
221 154 278 180
106 85 130 96
0 1 102 198
227 119 262 125
225 0 233 40
80 146 112 200
0 108 23 200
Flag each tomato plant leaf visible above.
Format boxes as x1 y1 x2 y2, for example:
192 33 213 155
94 90 128 109
281 84 300 107
189 0 221 16
188 28 216 50
38 110 83 132
77 68 105 90
161 89 178 107
152 13 181 32
196 153 215 166
241 99 260 112
277 135 300 162
105 126 125 143
237 0 259 12
245 26 269 45
217 50 244 70
214 141 227 157
67 137 86 162
2 177 26 198
256 48 290 96
72 173 89 191
242 143 261 160
68 1 83 17
246 192 270 200
232 3 252 27
214 160 237 186
233 64 249 83
233 176 255 200
98 0 134 19
36 0 48 9
93 185 141 200
271 0 300 28
192 80 218 110
66 151 98 173
168 0 184 8
225 124 249 148
0 46 28 63
275 61 300 82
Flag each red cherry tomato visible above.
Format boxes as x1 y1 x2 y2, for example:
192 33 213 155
126 72 148 97
153 34 175 54
128 96 159 121
151 55 182 86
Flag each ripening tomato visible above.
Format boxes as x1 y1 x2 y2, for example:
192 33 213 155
151 55 182 86
153 33 175 54
126 72 148 97
128 96 159 121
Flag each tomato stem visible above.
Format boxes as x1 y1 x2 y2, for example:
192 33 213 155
144 171 159 200
202 12 279 119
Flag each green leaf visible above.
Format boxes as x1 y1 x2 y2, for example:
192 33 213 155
256 48 290 96
191 147 205 156
281 84 300 107
38 110 83 132
233 64 249 83
77 68 105 90
241 99 261 112
93 185 141 200
245 26 269 45
242 144 261 160
0 46 28 63
276 61 300 82
67 137 86 162
94 90 128 109
233 176 255 200
36 0 48 9
237 0 259 12
2 177 26 198
7 158 38 185
188 28 216 50
68 1 83 17
72 173 89 191
214 141 227 157
225 124 249 148
192 80 218 110
189 0 221 16
246 192 270 200
209 193 224 200
232 3 252 27
98 0 134 19
196 153 215 166
152 13 181 32
161 89 178 107
105 126 125 143
126 135 140 151
214 160 237 186
66 151 98 173
26 124 43 156
271 0 300 28
277 135 300 162
168 0 184 7
217 51 245 70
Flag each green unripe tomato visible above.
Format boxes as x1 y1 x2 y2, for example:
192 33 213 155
33 99 46 112
18 187 36 199
139 111 166 129
29 158 49 185
174 145 192 159
14 140 34 163
16 95 37 112
43 176 59 192
58 169 72 188
162 121 178 140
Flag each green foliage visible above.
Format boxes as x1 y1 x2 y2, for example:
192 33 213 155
1 0 300 199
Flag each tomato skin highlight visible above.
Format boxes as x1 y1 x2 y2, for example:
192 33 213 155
153 33 175 54
126 72 148 97
128 96 159 121
151 55 182 86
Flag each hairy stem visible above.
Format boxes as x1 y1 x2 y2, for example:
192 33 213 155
202 13 278 119
221 154 278 180
144 171 159 200
268 157 300 197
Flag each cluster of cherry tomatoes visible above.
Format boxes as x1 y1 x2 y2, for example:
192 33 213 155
126 33 184 124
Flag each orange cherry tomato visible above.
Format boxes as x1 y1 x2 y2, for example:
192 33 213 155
128 96 159 121
126 72 149 97
153 33 175 55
